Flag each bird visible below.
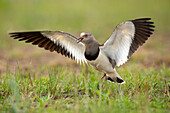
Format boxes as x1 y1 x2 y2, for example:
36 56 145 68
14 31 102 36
9 18 155 84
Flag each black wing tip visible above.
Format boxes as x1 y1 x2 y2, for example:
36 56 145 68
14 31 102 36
131 17 154 22
133 18 151 21
150 24 155 28
9 32 18 37
9 31 76 60
127 17 155 58
9 31 41 34
131 17 155 29
9 31 43 39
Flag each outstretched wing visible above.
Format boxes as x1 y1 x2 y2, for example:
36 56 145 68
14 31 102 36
101 18 155 67
9 31 87 64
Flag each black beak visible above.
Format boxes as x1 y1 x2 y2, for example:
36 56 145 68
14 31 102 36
77 37 84 43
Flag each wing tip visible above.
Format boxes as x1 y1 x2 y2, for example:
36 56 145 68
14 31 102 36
131 17 154 23
131 17 155 30
9 32 18 37
133 18 151 21
9 31 43 35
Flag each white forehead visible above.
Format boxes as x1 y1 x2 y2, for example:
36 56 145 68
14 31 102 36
80 32 91 37
80 32 86 36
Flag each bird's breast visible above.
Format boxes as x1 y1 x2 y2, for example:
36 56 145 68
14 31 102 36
87 49 114 73
84 48 100 61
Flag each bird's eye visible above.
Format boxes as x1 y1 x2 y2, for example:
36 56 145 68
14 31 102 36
84 34 88 37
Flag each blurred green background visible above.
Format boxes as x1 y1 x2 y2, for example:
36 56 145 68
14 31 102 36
0 0 170 71
0 0 170 112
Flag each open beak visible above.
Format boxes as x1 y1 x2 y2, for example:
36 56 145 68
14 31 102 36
77 37 84 43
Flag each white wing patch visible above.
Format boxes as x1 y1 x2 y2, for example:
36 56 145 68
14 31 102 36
41 31 87 64
102 21 135 67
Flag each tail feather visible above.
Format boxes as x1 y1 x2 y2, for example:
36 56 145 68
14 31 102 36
106 69 125 84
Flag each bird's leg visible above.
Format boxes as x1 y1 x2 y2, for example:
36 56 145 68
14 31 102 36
100 73 106 80
97 73 106 90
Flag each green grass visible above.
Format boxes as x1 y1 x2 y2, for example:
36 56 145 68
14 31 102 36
0 64 169 113
0 0 170 113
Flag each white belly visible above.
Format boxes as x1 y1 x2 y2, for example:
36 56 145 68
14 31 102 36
87 50 114 73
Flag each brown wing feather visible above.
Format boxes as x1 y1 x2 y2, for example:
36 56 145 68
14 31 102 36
9 31 75 60
127 18 155 58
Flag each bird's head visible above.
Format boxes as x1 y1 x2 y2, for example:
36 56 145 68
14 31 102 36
77 32 95 44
